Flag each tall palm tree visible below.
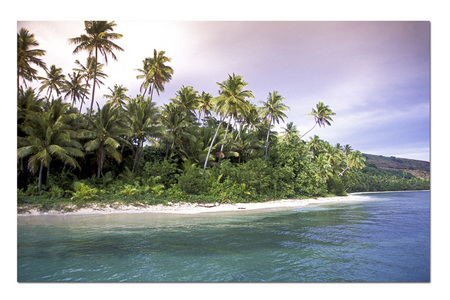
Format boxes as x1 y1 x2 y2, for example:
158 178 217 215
316 153 333 181
73 57 107 113
294 102 336 144
136 49 173 101
17 99 83 192
38 65 66 100
125 96 162 173
160 103 195 158
244 103 262 132
203 74 254 172
63 71 88 108
70 21 124 116
259 91 289 156
104 84 130 109
17 87 44 172
79 103 130 178
339 150 366 177
322 142 343 174
281 122 299 144
198 92 213 124
343 144 353 156
17 28 47 88
17 87 44 131
171 86 200 117
307 135 323 158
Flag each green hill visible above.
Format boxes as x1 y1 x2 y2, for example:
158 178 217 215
362 153 430 179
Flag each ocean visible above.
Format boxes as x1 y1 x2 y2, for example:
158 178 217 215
17 190 430 282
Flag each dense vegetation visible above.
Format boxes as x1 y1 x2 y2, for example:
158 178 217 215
17 22 429 211
362 153 430 179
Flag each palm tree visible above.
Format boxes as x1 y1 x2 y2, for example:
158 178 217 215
316 153 333 181
79 103 130 178
17 87 44 131
38 65 66 100
160 103 195 158
198 91 214 123
73 57 107 113
17 28 47 88
307 135 323 158
281 122 299 144
259 91 289 156
17 87 44 172
125 96 162 172
136 49 173 101
171 86 200 117
339 150 366 177
70 21 124 116
203 74 254 172
17 99 83 192
343 144 353 155
322 142 342 174
63 71 88 108
232 125 264 163
294 102 336 144
104 84 130 109
244 103 262 132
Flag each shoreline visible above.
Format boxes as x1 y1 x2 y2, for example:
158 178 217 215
17 195 356 217
17 196 352 217
17 190 430 217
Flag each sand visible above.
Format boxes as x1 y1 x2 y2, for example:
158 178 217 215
17 194 368 217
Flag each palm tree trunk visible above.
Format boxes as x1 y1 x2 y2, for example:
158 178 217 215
149 82 156 102
79 77 89 114
132 143 139 173
293 122 317 145
165 140 170 159
138 139 145 165
218 117 231 164
265 123 271 156
132 138 141 173
89 49 98 117
203 119 223 173
38 161 44 193
97 146 104 178
338 165 350 177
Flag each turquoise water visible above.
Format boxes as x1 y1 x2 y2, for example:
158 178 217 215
17 191 430 282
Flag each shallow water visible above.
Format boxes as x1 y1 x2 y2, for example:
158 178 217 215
17 191 430 282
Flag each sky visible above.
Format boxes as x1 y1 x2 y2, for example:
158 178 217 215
17 20 430 161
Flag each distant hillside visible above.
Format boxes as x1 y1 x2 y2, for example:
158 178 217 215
362 153 430 179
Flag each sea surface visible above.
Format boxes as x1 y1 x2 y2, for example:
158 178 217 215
17 191 430 282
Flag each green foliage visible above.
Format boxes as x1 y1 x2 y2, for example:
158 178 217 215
344 166 430 192
143 158 179 188
175 163 211 195
70 181 100 202
143 176 165 196
327 175 346 196
119 184 139 197
49 185 65 198
16 30 429 210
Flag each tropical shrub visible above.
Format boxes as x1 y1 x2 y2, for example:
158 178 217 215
119 184 139 197
143 158 179 188
70 182 100 202
175 163 211 195
327 175 346 196
142 176 165 196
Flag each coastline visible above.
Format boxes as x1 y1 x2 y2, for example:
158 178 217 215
17 195 362 217
17 190 430 217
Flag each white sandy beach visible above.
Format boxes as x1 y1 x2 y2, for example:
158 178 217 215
17 194 370 217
